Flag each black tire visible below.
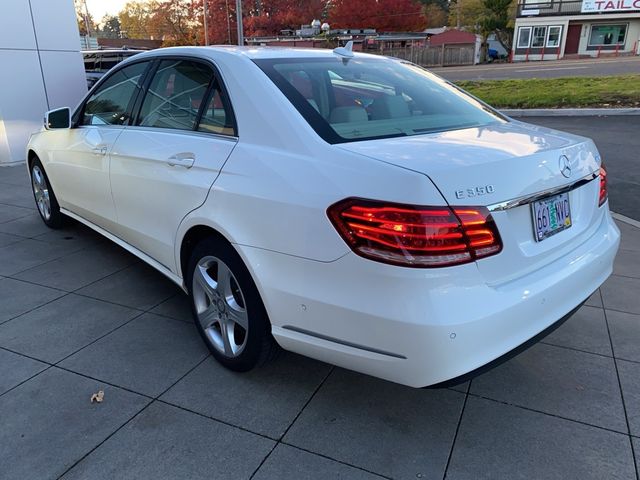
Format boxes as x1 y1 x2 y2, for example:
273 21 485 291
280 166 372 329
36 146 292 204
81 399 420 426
187 236 279 371
30 157 65 229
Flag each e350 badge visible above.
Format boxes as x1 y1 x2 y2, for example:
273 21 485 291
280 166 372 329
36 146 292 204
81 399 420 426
455 185 495 199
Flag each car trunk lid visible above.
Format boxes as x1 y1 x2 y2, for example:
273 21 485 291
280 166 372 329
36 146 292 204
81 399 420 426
338 121 603 284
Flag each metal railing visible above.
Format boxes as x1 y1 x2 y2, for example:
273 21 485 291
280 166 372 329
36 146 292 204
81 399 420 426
517 0 605 16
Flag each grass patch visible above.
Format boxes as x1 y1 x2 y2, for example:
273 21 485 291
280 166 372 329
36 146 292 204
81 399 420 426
456 75 640 109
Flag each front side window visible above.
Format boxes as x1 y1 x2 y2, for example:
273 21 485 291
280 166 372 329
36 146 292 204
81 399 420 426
531 26 547 48
517 27 532 48
255 57 505 144
589 24 627 46
137 59 213 131
82 61 148 126
546 26 562 48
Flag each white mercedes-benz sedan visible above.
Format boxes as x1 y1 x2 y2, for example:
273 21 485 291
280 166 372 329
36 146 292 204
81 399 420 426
26 46 619 387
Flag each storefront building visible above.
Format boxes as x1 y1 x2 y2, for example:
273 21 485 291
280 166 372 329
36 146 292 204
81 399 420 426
513 0 640 60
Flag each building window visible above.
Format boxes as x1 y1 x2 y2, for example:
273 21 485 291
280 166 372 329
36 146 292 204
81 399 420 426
517 27 532 48
522 0 553 7
532 26 547 48
546 26 562 48
588 25 627 46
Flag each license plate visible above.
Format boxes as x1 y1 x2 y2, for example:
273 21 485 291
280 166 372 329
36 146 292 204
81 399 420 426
531 193 571 242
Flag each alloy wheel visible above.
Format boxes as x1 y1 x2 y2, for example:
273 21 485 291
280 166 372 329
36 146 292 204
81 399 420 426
31 165 51 221
192 255 249 358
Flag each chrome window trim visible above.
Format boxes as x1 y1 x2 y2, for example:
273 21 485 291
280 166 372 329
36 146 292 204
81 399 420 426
488 172 598 212
122 124 238 142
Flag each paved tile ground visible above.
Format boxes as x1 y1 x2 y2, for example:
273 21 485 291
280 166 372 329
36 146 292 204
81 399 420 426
0 162 639 480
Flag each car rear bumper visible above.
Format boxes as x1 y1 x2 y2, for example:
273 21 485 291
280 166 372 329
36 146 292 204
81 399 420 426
237 207 620 388
426 299 585 388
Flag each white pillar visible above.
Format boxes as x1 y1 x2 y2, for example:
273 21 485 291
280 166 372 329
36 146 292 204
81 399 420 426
0 0 87 165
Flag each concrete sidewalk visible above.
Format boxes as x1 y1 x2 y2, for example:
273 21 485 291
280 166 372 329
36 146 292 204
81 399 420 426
0 163 638 480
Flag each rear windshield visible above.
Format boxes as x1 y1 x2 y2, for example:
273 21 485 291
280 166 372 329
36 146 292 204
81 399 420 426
254 56 506 144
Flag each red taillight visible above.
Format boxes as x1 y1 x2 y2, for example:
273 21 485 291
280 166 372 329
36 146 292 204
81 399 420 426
598 164 608 207
327 198 502 268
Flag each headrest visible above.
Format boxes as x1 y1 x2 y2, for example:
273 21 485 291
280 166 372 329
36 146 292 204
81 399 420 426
369 95 410 120
329 106 368 124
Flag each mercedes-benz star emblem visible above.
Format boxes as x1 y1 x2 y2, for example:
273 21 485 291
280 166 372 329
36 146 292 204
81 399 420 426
559 155 572 178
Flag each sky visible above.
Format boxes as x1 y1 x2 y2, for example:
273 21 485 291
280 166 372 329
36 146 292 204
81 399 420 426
84 0 136 20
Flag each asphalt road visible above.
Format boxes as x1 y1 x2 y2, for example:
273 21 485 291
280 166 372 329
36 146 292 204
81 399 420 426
430 56 640 81
522 116 640 221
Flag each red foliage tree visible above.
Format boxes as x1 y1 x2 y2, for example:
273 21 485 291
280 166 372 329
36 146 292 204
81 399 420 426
204 0 237 44
151 0 201 46
328 0 427 31
203 0 426 43
204 0 327 42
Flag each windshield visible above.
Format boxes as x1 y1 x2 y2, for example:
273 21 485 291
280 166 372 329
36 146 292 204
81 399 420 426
254 56 506 144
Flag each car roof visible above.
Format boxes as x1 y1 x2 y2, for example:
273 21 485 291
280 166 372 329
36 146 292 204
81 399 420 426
82 49 146 54
129 45 384 61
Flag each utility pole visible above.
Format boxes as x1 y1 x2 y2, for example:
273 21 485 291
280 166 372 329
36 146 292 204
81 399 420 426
203 0 209 45
226 0 232 44
82 0 93 37
236 0 244 46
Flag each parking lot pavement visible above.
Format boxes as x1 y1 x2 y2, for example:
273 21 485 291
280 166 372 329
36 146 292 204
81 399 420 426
0 158 639 480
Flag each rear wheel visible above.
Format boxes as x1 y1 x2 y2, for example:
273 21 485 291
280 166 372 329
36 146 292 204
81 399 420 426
187 237 279 371
30 157 64 228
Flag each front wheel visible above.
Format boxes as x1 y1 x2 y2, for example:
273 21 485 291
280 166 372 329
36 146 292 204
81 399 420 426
187 237 279 371
30 157 64 228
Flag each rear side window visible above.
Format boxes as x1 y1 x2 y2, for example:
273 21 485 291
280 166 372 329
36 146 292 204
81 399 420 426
255 57 505 144
82 61 148 126
198 84 236 136
137 60 213 131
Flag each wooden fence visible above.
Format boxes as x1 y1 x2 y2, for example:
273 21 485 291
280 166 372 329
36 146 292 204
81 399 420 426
374 45 476 67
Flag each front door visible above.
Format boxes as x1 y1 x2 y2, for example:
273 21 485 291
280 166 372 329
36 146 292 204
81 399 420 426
46 61 150 230
109 58 238 271
565 24 582 55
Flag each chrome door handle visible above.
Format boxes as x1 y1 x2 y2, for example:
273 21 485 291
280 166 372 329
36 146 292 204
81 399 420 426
167 153 195 169
92 146 108 155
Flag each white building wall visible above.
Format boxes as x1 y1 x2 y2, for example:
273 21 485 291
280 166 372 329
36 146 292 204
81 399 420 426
0 0 86 165
514 13 640 61
577 18 640 55
512 17 570 61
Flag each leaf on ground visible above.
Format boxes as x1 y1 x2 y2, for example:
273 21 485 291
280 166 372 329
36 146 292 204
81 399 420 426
90 390 104 404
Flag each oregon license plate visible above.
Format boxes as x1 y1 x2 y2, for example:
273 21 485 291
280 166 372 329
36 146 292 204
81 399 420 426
532 192 571 242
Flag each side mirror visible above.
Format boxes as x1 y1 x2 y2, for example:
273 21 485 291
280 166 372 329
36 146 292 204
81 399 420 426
44 107 71 130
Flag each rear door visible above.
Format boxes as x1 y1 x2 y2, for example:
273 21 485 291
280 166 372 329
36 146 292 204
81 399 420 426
109 57 238 271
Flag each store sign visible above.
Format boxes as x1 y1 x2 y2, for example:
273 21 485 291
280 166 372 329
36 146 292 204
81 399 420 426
582 0 640 12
